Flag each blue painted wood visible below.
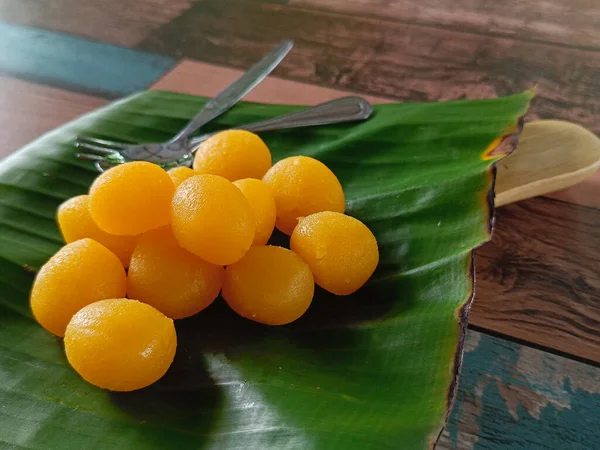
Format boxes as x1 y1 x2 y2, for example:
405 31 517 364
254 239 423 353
438 331 600 449
0 22 176 98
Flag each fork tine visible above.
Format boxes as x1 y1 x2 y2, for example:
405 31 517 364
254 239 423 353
75 141 119 156
76 136 127 150
75 153 108 162
94 161 118 173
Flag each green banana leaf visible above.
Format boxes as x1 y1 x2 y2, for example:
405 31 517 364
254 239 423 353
0 90 532 450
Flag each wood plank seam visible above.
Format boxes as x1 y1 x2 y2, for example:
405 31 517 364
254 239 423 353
469 324 600 369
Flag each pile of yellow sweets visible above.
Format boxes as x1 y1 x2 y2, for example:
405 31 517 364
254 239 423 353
30 130 379 392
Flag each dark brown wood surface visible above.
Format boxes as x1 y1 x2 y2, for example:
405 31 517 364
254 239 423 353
293 0 600 50
137 0 600 135
473 197 600 363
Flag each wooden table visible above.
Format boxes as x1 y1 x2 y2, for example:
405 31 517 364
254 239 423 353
1 1 599 448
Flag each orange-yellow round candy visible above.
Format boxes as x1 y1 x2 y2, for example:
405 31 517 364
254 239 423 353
223 246 314 325
233 178 276 245
171 174 255 265
57 195 138 268
262 156 345 235
30 238 127 336
89 161 174 235
167 166 197 188
127 227 224 319
192 130 272 181
64 298 176 392
290 211 379 295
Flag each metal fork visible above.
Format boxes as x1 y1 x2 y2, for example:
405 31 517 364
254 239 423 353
83 96 373 171
75 40 293 166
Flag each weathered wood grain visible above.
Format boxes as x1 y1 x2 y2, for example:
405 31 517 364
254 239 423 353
151 59 392 105
0 76 106 160
439 330 600 449
137 0 600 135
472 197 600 364
0 0 197 47
292 0 600 50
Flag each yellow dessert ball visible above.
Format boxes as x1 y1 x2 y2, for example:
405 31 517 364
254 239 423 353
290 212 379 295
30 239 127 336
64 299 176 392
171 174 255 265
262 156 345 235
127 227 224 319
57 195 138 268
167 166 197 188
233 178 276 245
89 161 175 235
223 246 314 325
192 130 272 181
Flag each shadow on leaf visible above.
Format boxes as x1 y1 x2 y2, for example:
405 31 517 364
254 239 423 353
109 324 224 445
109 230 415 431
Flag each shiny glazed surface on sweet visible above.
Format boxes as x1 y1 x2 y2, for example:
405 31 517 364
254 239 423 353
127 227 224 319
291 211 379 295
233 178 276 246
64 298 177 392
193 130 272 181
89 161 175 235
262 156 345 235
30 238 127 336
223 245 314 325
57 195 138 268
171 174 256 265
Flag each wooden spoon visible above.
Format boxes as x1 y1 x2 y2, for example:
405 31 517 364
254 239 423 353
496 120 600 206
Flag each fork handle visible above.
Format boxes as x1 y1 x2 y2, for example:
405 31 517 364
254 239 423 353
172 40 293 142
189 96 373 147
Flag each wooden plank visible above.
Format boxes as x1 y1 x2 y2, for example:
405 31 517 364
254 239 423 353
292 0 600 50
137 0 600 135
439 330 600 449
0 76 107 160
0 22 176 98
151 61 600 364
0 0 197 47
152 59 392 105
472 197 600 364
